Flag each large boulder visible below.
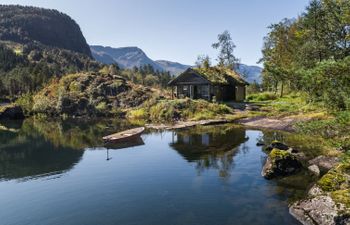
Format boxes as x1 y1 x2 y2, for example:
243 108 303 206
290 195 350 225
0 105 24 120
309 156 340 172
262 149 302 179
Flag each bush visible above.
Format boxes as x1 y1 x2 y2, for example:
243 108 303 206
127 108 148 119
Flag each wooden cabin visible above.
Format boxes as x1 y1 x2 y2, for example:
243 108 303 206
168 67 248 102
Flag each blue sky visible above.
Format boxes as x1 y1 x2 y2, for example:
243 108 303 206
0 0 310 66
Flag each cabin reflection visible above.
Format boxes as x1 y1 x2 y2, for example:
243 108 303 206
170 126 247 178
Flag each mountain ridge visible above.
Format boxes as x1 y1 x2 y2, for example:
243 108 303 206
90 45 262 82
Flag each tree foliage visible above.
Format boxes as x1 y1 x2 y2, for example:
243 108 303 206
212 30 239 68
260 0 350 109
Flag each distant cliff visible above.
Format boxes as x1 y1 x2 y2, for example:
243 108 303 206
0 5 99 96
0 5 91 56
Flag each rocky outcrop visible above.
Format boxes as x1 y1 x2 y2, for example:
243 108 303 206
290 195 350 225
262 148 302 179
32 72 153 117
290 157 350 225
0 105 24 120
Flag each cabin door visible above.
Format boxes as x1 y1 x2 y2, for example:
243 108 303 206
193 86 198 99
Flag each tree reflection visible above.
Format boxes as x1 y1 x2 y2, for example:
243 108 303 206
170 125 247 178
0 118 134 181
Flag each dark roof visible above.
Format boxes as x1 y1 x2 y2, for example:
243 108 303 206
168 67 248 86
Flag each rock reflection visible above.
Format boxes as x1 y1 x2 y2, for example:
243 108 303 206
170 125 247 178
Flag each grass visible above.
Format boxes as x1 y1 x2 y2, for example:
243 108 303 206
247 92 277 102
127 108 148 119
247 92 328 118
127 98 233 122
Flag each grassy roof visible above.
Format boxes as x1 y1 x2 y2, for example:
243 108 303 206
193 67 248 85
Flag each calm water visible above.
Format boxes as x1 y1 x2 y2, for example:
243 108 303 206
0 118 319 225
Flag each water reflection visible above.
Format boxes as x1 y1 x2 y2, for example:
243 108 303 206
0 118 133 181
0 131 83 181
0 119 314 225
170 125 247 178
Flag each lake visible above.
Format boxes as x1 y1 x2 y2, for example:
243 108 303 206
0 118 320 225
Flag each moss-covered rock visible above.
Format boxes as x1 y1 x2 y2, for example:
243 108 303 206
292 157 350 224
262 148 302 179
318 170 347 192
331 189 350 208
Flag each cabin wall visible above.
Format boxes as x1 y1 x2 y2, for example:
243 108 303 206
174 83 245 102
176 84 210 100
235 85 246 102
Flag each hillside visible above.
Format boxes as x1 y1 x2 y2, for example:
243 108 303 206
0 5 91 56
31 72 154 117
0 5 99 96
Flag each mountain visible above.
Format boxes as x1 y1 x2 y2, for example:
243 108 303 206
90 45 191 75
90 45 163 71
155 60 191 75
236 64 263 84
0 5 91 56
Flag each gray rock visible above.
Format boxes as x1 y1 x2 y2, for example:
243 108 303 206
308 184 324 197
309 156 340 171
308 164 321 177
290 195 349 225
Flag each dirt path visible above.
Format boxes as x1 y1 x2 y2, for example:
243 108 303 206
237 116 307 131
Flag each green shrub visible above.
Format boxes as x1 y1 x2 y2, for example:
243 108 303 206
15 93 33 115
96 102 108 112
127 108 148 119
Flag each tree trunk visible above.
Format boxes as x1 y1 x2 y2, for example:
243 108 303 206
280 82 284 98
